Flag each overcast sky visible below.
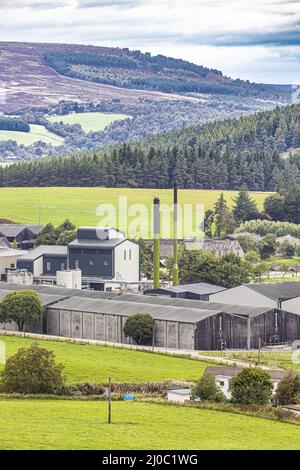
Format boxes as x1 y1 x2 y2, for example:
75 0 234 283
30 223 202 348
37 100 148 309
1 0 300 84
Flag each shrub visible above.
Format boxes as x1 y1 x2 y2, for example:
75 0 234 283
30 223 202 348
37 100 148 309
1 344 65 394
258 234 277 260
231 368 273 405
276 370 300 405
192 374 226 402
123 313 154 345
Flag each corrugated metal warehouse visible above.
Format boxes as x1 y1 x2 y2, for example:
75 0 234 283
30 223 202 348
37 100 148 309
1 282 300 349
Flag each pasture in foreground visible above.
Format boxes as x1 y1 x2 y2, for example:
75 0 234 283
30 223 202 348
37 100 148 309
0 335 209 384
0 400 299 450
0 187 271 237
47 112 130 133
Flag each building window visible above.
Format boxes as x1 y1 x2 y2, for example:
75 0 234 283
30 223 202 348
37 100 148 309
129 249 132 260
46 262 51 272
104 261 108 266
124 250 126 260
219 381 225 387
89 260 94 266
75 260 80 269
10 263 15 269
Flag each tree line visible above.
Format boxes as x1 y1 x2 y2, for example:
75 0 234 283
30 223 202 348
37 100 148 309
1 104 300 189
0 117 30 133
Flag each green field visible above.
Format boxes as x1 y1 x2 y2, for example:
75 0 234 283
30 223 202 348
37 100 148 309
201 350 300 371
0 400 299 450
0 124 64 146
47 112 130 133
0 187 271 237
0 335 209 384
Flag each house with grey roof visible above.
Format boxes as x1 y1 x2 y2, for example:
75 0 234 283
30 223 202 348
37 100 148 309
144 237 244 260
205 366 286 399
0 224 44 249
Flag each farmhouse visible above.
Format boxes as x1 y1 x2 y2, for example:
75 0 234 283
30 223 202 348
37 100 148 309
205 366 286 399
145 238 244 259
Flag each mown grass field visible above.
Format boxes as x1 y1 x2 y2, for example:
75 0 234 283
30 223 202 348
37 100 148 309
0 400 299 450
0 187 271 237
201 350 300 371
47 112 130 133
0 124 64 146
0 335 209 384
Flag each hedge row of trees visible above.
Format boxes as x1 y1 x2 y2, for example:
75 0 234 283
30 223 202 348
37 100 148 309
1 104 300 189
0 117 30 133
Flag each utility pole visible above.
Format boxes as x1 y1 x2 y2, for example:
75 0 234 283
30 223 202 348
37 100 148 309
153 197 160 289
108 377 112 424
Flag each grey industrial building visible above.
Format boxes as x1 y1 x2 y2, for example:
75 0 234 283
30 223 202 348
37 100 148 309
2 281 299 350
16 227 139 290
144 282 226 300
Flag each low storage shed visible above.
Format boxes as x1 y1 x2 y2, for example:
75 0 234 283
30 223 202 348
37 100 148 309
45 296 222 350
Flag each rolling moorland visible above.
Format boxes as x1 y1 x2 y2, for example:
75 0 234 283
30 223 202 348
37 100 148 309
0 41 290 160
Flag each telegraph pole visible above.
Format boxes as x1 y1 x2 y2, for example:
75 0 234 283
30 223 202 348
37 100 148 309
108 377 112 424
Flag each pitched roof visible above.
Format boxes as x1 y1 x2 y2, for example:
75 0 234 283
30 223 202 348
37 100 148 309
0 282 274 318
17 245 68 261
0 289 66 307
246 282 300 302
205 366 286 380
0 237 11 249
0 224 28 238
49 296 222 323
145 282 225 296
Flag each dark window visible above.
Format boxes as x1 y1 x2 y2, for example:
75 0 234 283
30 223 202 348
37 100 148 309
75 260 80 269
46 262 51 272
89 260 94 266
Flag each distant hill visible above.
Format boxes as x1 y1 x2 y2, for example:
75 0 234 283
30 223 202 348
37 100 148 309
0 42 289 113
44 45 287 98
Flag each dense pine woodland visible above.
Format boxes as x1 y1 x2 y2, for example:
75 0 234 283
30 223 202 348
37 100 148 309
0 117 30 133
1 104 300 190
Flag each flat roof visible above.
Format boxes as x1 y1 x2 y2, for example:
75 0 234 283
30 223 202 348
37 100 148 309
17 245 68 261
0 249 28 257
68 238 126 249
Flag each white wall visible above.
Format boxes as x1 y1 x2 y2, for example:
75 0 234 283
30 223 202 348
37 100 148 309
114 240 139 282
210 285 276 308
167 390 191 403
33 256 43 277
0 254 23 276
282 297 300 315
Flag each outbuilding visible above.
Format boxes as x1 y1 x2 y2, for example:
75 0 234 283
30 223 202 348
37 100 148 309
205 366 286 399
